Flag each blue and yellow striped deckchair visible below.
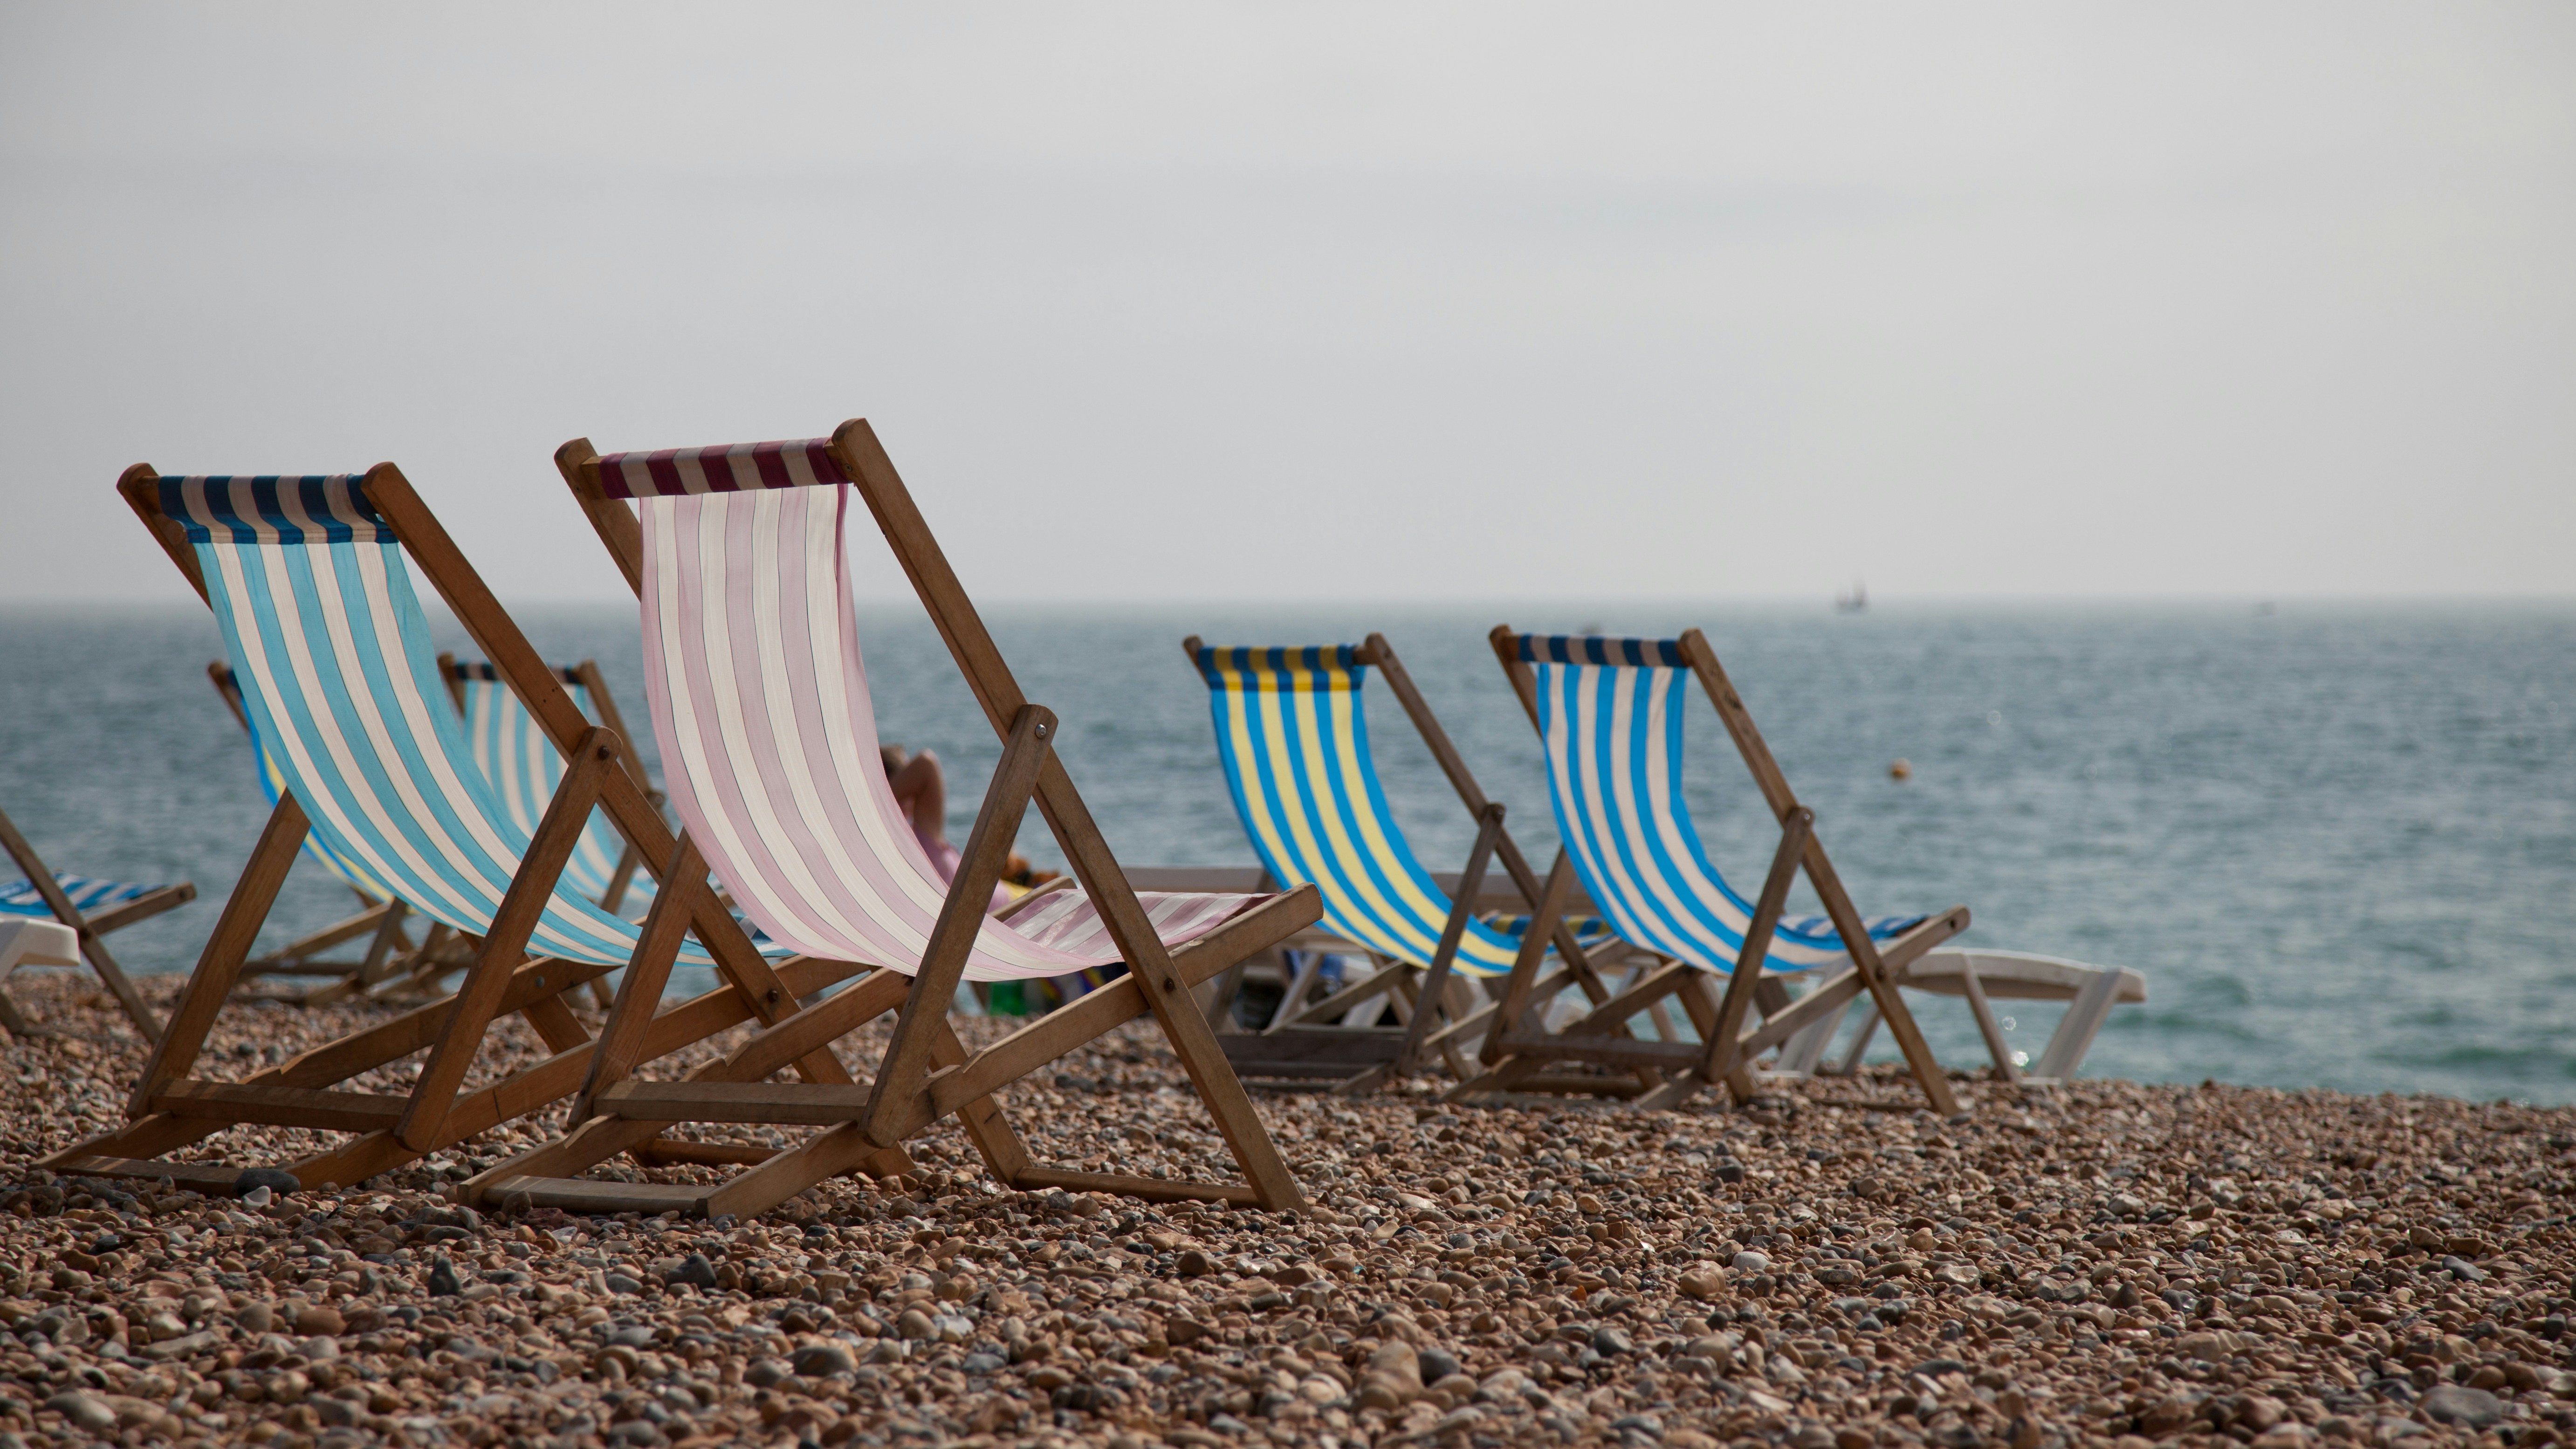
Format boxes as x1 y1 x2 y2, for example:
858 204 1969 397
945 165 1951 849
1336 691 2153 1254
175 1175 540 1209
1188 632 1618 1090
51 462 858 1196
1467 627 1972 1113
0 801 193 1040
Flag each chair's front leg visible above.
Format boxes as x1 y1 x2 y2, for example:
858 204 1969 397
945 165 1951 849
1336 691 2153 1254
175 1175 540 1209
1702 808 1811 1089
862 704 1055 1147
127 794 310 1115
398 728 619 1150
1482 851 1575 1064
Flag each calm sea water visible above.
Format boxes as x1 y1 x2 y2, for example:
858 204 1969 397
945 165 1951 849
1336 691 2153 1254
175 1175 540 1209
3 600 2570 1104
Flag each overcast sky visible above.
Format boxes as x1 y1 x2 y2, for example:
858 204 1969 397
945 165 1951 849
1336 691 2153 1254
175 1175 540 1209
4 3 2569 606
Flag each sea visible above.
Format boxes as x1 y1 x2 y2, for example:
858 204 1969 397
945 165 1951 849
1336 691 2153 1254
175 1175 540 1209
4 600 2570 1105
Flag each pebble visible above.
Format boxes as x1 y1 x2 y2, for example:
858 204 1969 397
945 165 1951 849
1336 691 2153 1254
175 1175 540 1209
0 971 2570 1449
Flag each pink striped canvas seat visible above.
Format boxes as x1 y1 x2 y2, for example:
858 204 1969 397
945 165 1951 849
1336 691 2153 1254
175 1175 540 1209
605 439 1257 981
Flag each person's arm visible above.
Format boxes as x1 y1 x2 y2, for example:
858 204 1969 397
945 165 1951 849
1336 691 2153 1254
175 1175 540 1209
885 748 949 845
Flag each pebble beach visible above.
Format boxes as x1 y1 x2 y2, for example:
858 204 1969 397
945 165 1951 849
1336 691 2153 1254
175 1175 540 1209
2 975 2571 1449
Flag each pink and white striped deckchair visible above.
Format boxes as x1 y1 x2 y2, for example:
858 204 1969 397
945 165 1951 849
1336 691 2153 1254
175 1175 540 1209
465 420 1321 1220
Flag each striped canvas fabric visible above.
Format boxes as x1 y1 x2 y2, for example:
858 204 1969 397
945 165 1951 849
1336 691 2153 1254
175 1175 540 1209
1519 634 1923 974
227 673 403 902
449 663 657 915
0 874 156 918
605 438 1257 982
159 475 732 970
1195 645 1606 977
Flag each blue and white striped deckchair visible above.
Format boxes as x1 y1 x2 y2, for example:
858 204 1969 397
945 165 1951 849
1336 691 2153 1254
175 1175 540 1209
1467 628 1972 1113
0 873 166 920
0 801 193 1040
444 659 659 918
1190 634 1618 1088
51 462 852 1196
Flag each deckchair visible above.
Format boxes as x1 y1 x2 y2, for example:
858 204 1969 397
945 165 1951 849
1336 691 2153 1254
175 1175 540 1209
1186 634 1629 1093
461 422 1322 1219
1460 629 1972 1114
50 465 862 1194
0 801 193 1040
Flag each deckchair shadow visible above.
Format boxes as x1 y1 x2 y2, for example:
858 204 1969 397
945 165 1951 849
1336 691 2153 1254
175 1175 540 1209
0 802 194 1041
1183 634 1629 1093
1459 628 1971 1114
48 465 863 1194
459 421 1322 1219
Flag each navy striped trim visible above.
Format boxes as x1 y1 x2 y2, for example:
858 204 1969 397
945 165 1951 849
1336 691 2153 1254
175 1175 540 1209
1193 645 1362 685
1517 635 1688 668
443 660 582 685
158 476 386 544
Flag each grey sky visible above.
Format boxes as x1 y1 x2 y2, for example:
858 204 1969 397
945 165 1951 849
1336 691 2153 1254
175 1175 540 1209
4 3 2569 605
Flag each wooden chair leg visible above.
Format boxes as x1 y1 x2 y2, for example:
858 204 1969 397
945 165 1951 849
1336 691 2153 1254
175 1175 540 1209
574 835 708 1123
398 728 621 1149
1397 802 1502 1073
127 796 309 1117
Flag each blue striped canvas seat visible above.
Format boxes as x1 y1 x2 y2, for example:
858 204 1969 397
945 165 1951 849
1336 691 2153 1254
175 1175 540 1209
0 874 161 918
160 475 745 971
229 688 403 904
449 662 657 915
1521 634 1925 974
1196 645 1609 977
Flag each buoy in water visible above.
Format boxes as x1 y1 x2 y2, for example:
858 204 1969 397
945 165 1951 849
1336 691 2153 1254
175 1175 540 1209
1889 758 1913 781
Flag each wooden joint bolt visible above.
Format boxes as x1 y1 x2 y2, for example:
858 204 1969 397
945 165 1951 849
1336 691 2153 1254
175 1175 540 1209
764 987 781 1005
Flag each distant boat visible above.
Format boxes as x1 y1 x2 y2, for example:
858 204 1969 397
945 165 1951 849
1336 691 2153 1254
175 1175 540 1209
1834 581 1868 613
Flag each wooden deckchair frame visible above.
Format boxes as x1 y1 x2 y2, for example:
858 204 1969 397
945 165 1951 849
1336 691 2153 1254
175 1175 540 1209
0 802 191 1042
47 460 862 1195
1184 632 1628 1095
1456 625 1971 1115
466 420 1323 1219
